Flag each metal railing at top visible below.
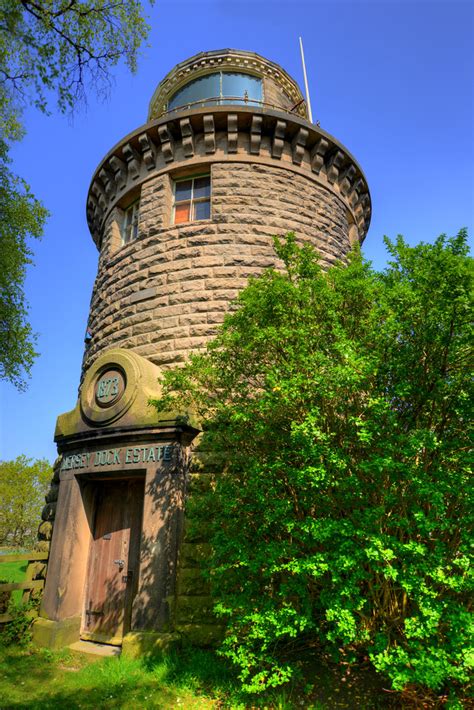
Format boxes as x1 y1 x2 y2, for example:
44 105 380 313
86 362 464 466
158 95 306 119
0 551 48 623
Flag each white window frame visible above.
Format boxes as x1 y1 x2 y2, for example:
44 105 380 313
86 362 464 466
172 174 211 225
121 199 140 244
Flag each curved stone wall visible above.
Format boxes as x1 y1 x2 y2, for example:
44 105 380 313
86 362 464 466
86 107 371 248
84 157 359 372
83 93 371 375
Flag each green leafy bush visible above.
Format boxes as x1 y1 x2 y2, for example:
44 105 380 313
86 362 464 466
0 598 39 645
154 232 473 698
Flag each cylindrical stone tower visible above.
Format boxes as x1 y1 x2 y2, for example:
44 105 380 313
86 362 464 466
33 49 371 654
84 48 371 372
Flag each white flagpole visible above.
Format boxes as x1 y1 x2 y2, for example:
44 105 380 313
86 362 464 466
299 36 313 124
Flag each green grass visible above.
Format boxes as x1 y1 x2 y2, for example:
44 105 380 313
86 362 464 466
0 558 27 604
0 644 404 710
0 560 27 581
0 645 275 709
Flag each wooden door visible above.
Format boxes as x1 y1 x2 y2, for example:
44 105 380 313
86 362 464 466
81 478 144 645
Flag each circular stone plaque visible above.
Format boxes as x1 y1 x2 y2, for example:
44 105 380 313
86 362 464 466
80 350 142 426
95 369 126 408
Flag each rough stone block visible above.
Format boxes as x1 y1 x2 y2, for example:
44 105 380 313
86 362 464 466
187 473 215 493
182 494 213 521
190 450 225 473
38 521 53 541
174 595 216 624
34 541 51 554
182 517 212 543
176 568 210 596
45 484 60 503
175 623 224 647
32 615 81 650
122 631 181 658
28 561 47 580
41 503 56 522
179 543 212 568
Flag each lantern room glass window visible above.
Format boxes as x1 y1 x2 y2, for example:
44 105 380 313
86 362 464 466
168 72 263 111
173 175 211 224
122 200 140 244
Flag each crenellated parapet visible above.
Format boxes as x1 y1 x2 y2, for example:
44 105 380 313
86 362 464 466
87 106 372 247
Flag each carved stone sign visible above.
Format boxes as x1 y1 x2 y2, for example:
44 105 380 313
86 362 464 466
61 444 176 472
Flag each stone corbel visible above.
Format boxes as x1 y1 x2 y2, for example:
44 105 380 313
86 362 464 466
158 124 175 163
91 181 107 213
326 150 345 184
86 195 98 225
349 177 364 208
122 143 141 180
354 202 364 221
272 120 286 159
339 164 356 196
227 114 238 153
138 133 157 171
203 115 216 154
250 115 263 155
310 138 329 174
359 192 370 210
98 166 115 201
357 200 370 238
291 127 309 165
108 155 127 192
355 210 365 232
179 118 195 158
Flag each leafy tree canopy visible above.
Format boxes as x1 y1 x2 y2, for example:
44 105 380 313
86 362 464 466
0 0 153 389
0 141 47 389
155 231 473 699
0 455 52 548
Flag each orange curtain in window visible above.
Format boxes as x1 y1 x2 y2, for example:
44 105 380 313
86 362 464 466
175 202 191 224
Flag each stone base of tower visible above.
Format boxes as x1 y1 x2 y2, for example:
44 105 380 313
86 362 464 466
31 348 203 652
33 616 82 650
32 346 230 655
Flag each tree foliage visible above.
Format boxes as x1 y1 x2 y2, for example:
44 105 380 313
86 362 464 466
0 1 152 117
0 132 48 389
0 455 52 548
0 0 153 388
155 232 473 698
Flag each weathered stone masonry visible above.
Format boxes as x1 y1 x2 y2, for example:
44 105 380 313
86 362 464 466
86 160 355 370
34 49 371 653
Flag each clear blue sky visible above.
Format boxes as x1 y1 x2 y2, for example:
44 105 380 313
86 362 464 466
1 0 473 463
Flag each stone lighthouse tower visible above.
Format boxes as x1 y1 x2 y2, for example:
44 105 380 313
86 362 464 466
33 49 371 652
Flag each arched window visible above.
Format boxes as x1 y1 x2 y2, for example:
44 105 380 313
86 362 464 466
168 72 263 111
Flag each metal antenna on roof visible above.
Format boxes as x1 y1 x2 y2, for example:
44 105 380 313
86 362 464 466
299 36 313 124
